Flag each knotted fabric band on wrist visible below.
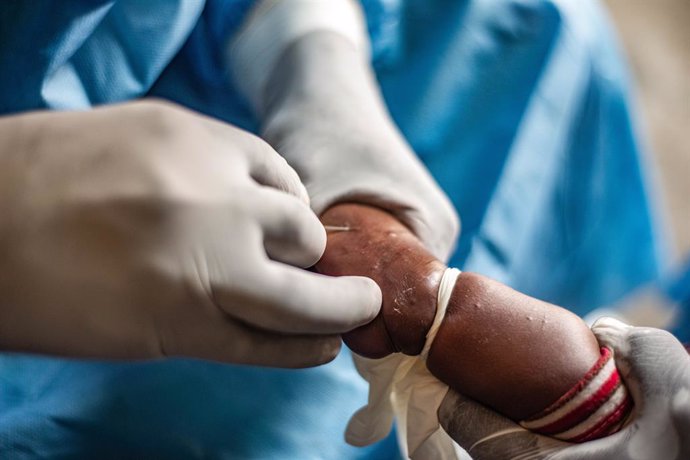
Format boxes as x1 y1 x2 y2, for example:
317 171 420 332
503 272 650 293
520 347 633 442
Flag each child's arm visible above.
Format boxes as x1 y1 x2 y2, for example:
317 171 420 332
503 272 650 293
317 203 631 440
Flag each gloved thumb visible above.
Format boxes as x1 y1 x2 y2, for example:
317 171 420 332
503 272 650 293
438 390 568 460
591 317 690 401
438 390 515 449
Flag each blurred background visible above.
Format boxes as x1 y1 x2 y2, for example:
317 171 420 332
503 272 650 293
603 0 689 337
606 0 689 258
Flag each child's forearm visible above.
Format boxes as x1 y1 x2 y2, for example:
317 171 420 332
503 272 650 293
317 203 631 440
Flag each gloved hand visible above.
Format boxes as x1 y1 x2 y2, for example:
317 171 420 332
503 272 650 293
438 317 690 460
0 100 381 367
229 0 460 262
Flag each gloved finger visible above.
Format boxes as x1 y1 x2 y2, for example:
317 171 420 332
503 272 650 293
438 390 568 460
244 135 310 205
220 263 382 335
672 388 690 434
250 186 326 268
592 317 690 397
671 389 690 460
161 309 343 368
439 390 510 448
198 114 310 204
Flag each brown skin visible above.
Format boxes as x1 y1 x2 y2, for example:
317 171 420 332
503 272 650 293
316 203 601 421
428 273 601 420
318 203 445 357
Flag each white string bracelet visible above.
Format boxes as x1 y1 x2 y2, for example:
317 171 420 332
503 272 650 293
420 267 461 361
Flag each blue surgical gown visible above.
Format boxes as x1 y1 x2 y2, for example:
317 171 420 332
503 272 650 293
667 258 690 343
0 0 669 458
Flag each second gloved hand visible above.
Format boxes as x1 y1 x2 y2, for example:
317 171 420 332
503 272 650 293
438 317 690 460
229 0 460 262
0 100 381 367
261 31 459 262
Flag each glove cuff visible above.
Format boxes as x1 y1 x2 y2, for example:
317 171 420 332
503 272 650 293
520 347 633 442
228 0 370 114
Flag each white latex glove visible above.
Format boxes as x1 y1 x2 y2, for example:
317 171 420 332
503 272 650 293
345 268 464 460
438 317 690 460
0 100 381 367
229 0 460 262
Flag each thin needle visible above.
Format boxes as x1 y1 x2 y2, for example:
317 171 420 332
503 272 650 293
323 225 353 232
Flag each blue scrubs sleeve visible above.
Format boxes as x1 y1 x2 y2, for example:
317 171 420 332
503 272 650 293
0 0 204 113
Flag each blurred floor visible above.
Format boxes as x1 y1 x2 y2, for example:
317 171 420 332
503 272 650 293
605 0 690 263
